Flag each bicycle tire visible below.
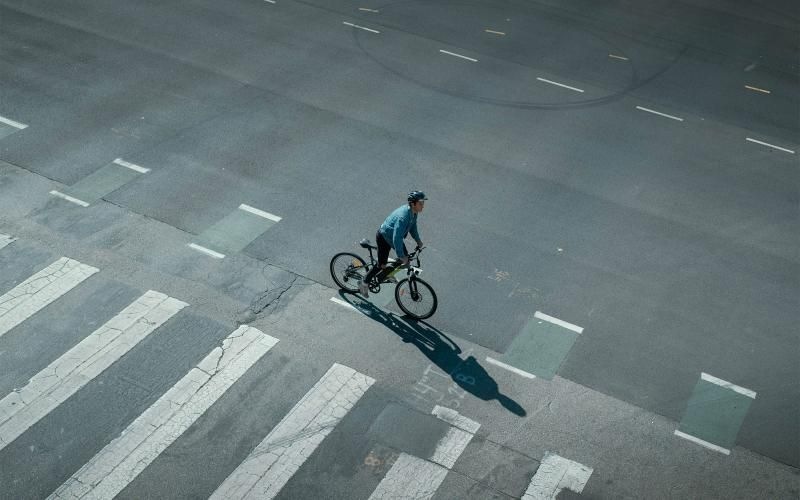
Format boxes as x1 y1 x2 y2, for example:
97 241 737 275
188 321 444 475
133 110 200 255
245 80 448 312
330 252 369 293
395 277 438 319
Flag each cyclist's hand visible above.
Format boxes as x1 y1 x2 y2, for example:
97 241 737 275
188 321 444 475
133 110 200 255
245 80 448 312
400 256 410 266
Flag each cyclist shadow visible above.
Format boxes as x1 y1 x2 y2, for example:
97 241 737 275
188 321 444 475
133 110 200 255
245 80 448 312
339 293 526 417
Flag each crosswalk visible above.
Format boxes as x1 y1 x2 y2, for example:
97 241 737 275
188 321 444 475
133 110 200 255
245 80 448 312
0 233 593 499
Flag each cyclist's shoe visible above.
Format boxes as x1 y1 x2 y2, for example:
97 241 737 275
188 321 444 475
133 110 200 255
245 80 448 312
358 280 369 297
383 275 398 284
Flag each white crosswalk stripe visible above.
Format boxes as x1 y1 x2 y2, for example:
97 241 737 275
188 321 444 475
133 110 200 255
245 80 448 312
368 406 480 499
211 363 375 499
49 325 278 500
0 257 98 339
0 290 186 453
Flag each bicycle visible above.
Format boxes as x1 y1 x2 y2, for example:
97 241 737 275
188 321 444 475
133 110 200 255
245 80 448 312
329 239 438 320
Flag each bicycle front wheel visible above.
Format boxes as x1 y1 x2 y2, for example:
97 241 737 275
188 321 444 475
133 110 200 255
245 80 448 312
330 252 368 293
395 277 438 319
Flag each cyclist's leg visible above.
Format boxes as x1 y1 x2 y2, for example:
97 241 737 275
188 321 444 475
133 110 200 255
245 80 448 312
363 230 390 283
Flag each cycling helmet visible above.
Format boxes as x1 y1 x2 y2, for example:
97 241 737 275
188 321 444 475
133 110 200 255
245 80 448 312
407 190 428 203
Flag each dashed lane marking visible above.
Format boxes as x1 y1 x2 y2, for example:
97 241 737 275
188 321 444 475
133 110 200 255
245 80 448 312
608 54 629 61
239 203 282 222
744 85 770 94
673 430 731 455
485 356 537 379
0 115 27 130
635 106 684 122
0 257 98 339
746 137 795 154
49 190 90 207
1 291 186 453
330 296 358 311
188 243 226 259
485 29 506 35
536 77 584 93
701 372 757 399
343 21 381 33
113 158 150 173
359 7 379 12
50 325 275 499
533 311 584 334
439 50 478 62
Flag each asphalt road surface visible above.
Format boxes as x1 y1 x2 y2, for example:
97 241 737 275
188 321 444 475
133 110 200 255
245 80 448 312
1 0 798 498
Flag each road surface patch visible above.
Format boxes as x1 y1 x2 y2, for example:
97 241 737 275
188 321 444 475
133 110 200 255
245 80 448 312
50 158 150 207
190 203 281 258
674 372 756 455
0 234 17 251
489 311 582 380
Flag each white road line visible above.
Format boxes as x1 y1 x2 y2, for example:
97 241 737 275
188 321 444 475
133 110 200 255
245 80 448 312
439 50 478 62
0 115 27 130
343 21 380 34
368 453 448 500
430 406 480 468
0 291 186 453
608 54 629 61
369 407 478 499
211 363 374 499
0 234 17 250
744 85 770 94
745 137 795 154
635 105 684 122
359 7 379 12
485 356 537 379
536 77 584 93
49 325 276 499
238 204 282 222
0 257 98 339
49 190 90 207
485 29 506 35
674 430 731 455
523 453 593 499
700 372 757 399
264 0 276 4
534 311 584 334
330 296 358 311
113 158 150 173
188 243 226 259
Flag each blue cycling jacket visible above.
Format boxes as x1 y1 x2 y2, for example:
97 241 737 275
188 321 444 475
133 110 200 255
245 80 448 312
379 204 421 258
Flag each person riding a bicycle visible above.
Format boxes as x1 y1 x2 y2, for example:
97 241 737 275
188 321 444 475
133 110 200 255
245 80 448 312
359 191 427 297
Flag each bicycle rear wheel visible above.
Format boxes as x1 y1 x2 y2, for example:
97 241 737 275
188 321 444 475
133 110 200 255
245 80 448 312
395 277 438 319
330 252 368 293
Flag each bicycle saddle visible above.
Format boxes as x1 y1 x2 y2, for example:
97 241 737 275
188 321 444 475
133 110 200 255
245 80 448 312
359 238 377 249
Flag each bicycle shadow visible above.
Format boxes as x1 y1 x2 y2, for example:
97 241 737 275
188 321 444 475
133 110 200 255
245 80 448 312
338 292 526 417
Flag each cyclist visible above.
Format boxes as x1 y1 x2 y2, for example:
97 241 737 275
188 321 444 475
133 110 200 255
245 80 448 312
359 191 427 297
